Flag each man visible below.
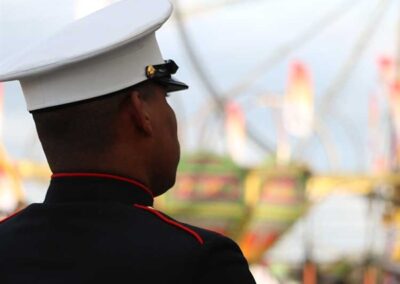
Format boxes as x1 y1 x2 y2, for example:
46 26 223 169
0 0 256 283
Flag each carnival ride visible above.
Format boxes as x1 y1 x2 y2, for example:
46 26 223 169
164 0 400 267
2 0 400 282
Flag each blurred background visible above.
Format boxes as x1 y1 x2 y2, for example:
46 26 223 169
1 0 400 282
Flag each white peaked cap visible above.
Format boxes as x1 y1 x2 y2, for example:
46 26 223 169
0 0 187 111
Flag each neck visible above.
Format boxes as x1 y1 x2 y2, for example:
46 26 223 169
49 154 153 195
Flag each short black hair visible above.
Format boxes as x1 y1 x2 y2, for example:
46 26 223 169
32 80 155 168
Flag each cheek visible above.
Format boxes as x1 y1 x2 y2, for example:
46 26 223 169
172 112 178 138
166 104 178 137
155 103 179 153
167 106 180 159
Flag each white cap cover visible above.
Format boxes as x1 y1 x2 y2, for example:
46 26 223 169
0 0 174 111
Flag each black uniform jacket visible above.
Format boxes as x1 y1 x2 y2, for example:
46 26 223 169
0 173 256 284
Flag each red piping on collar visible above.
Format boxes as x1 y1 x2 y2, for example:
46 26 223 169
134 204 204 245
51 173 154 199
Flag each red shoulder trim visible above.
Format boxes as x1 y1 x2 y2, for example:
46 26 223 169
0 209 22 224
52 172 154 199
134 204 204 245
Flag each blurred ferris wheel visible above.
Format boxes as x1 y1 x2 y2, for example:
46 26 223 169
168 0 395 172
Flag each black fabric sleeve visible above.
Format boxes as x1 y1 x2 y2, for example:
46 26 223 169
197 235 256 284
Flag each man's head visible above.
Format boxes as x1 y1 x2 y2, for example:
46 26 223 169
32 81 180 196
0 0 188 195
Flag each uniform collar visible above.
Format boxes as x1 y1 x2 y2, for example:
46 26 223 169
44 173 154 206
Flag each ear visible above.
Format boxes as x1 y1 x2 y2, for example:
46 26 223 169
127 90 153 136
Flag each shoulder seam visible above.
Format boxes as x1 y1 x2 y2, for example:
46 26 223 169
134 204 204 245
0 209 22 224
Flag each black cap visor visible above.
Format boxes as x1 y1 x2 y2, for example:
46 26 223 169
156 76 188 92
145 59 188 92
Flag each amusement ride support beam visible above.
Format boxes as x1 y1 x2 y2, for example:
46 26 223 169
179 0 364 160
173 0 274 154
315 0 392 172
174 0 361 156
319 0 391 115
223 0 363 99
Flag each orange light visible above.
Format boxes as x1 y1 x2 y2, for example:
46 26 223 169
225 101 246 165
389 80 400 146
283 61 314 138
303 261 317 284
378 55 395 85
